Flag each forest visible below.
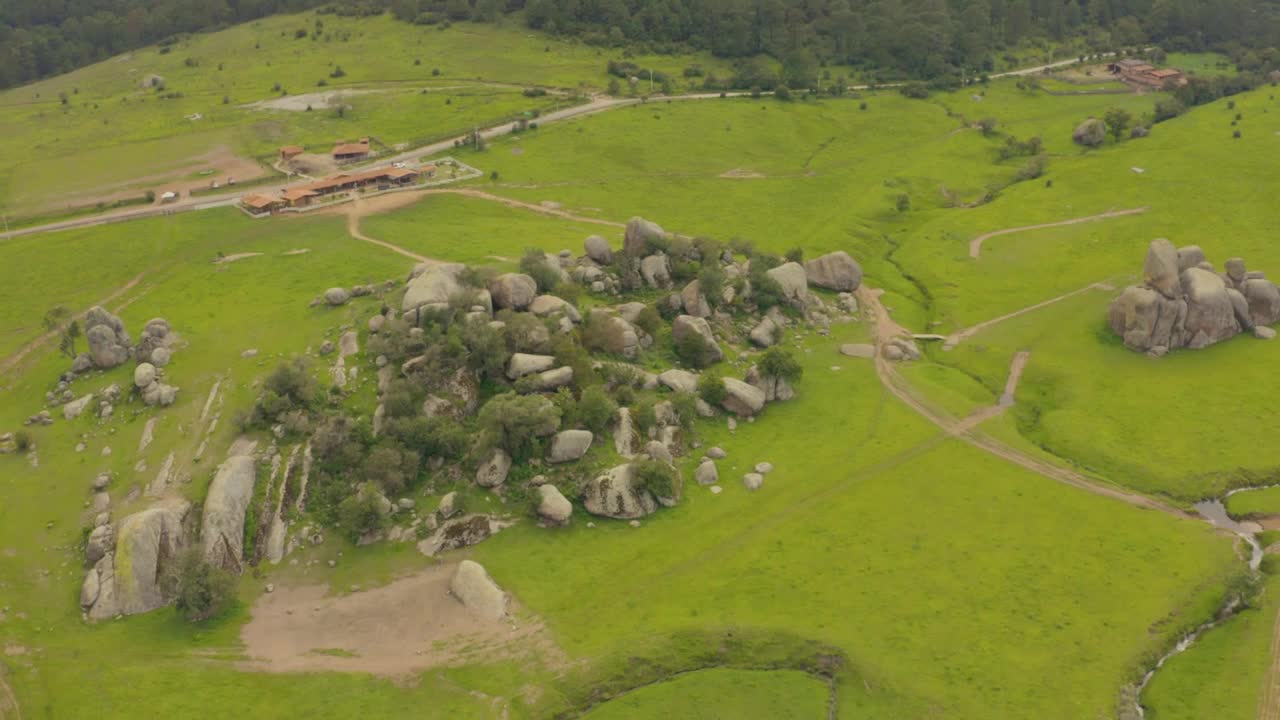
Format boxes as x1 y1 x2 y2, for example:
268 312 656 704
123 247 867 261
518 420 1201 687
1 0 1279 88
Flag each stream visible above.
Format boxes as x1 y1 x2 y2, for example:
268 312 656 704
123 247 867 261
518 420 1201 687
1131 495 1267 717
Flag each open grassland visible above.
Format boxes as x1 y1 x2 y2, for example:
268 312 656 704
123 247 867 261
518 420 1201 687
1229 487 1280 517
581 668 829 719
0 12 736 215
1142 572 1280 720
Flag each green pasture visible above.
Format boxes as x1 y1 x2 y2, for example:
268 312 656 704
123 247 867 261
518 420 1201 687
1228 487 1280 518
581 668 829 719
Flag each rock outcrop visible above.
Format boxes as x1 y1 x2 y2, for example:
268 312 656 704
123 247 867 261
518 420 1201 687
450 560 508 620
537 484 573 525
488 273 538 310
82 498 192 619
201 455 257 572
1109 240 1280 354
624 217 665 256
84 307 131 369
804 251 863 292
720 378 767 417
402 263 466 315
582 463 659 519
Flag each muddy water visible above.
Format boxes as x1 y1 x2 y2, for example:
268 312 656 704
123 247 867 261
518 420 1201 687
1132 498 1266 716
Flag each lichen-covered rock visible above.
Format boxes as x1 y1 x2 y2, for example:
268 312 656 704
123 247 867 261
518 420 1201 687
548 429 593 463
749 316 779 347
641 254 672 289
657 369 698 393
1072 118 1107 147
201 455 256 572
476 448 511 488
804 251 863 291
402 263 466 314
1143 238 1181 299
488 273 538 310
1180 268 1239 348
680 279 711 318
134 363 157 388
102 498 191 617
450 560 507 620
765 262 809 305
1243 278 1280 325
506 353 556 380
528 294 582 322
582 463 658 519
720 378 766 417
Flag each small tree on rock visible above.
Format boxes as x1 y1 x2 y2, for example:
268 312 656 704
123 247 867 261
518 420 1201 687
44 305 81 359
164 548 236 623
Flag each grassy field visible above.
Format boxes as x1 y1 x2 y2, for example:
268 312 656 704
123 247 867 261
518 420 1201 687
581 668 829 719
1228 487 1280 517
1142 572 1280 720
0 47 1271 720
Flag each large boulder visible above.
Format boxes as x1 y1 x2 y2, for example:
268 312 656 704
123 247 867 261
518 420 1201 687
201 455 256 572
528 294 582 322
507 353 556 380
671 315 723 363
1109 285 1185 352
1225 258 1247 286
104 498 192 617
624 217 665 256
86 524 114 565
720 378 767 417
134 363 157 388
476 448 512 488
641 254 672 289
62 393 94 420
657 369 698 394
537 484 573 525
1143 239 1182 299
488 273 538 311
584 235 613 264
1072 118 1107 147
548 429 593 463
765 262 809 305
749 317 779 348
84 307 131 369
402 263 466 313
804 251 862 291
588 311 640 358
133 318 172 363
1177 246 1207 273
582 463 659 519
1180 268 1239 348
1243 278 1280 326
680 280 711 318
525 366 574 392
449 560 508 620
1227 288 1254 331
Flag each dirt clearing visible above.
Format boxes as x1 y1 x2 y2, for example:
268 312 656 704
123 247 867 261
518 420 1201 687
239 562 559 676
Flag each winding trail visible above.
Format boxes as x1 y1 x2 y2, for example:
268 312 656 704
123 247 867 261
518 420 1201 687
1260 608 1280 720
857 285 1189 519
0 669 21 720
0 272 145 378
341 202 431 264
968 207 1148 259
944 281 1113 349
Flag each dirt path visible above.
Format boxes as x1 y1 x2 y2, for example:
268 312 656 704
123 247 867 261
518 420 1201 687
944 282 1112 349
1259 608 1280 720
858 286 1189 519
338 198 432 264
0 272 146 378
0 667 20 720
968 207 1148 259
239 562 559 676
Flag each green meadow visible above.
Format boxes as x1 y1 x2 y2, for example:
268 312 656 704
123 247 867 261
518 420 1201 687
0 31 1276 720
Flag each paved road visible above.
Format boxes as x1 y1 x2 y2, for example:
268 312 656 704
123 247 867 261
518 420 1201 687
0 52 1115 242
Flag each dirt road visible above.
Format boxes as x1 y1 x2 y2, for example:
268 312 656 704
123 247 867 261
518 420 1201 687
0 668 21 720
969 207 1148 259
857 285 1189 519
944 282 1112 349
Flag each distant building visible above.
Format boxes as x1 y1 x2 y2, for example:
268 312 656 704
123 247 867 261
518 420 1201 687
247 165 421 210
241 194 282 215
331 138 371 162
1108 59 1187 88
278 145 304 161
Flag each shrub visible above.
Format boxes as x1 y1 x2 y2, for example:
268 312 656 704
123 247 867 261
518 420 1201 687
784 247 804 263
899 82 929 99
330 66 346 78
336 492 385 541
775 85 793 101
462 320 510 381
294 28 308 39
522 87 547 97
382 379 419 418
575 386 618 434
360 443 420 495
1234 129 1243 138
478 393 561 459
164 548 236 623
698 374 727 405
384 416 467 460
674 331 719 369
895 193 911 212
633 459 677 498
760 347 804 382
520 248 561 292
698 264 725 308
748 265 786 310
977 117 997 135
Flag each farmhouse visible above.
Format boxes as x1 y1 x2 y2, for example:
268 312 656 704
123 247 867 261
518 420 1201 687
242 165 421 211
331 138 371 162
1108 59 1187 88
278 145 304 161
241 194 282 215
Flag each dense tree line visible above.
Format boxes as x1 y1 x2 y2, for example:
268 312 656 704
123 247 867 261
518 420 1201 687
3 0 1279 89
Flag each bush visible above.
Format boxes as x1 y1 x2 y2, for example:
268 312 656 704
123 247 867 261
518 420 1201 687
899 82 929 99
698 263 725 308
330 65 346 78
164 548 236 623
478 393 561 459
360 443 420 495
383 416 467 461
633 459 677 498
748 265 786 310
520 248 561 292
575 386 618 434
336 492 386 541
784 247 804 263
895 193 911 212
775 85 793 101
674 331 719 369
760 347 803 382
698 374 727 405
522 87 547 97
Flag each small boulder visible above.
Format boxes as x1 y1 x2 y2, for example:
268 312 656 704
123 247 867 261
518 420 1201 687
438 491 460 519
765 262 809 305
475 448 512 488
720 378 766 417
657 369 698 394
506 353 556 380
671 315 723 363
323 287 351 306
488 273 538 311
695 460 718 486
134 363 157 389
641 254 672 289
548 430 593 463
582 463 658 519
62 394 94 420
537 484 573 525
743 472 764 490
624 217 665 256
584 235 613 264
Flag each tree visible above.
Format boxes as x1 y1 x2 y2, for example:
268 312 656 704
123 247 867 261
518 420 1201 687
43 305 80 360
164 548 236 623
698 374 727 405
478 393 561 459
520 248 560 292
574 386 617 433
608 78 621 95
1104 107 1133 142
675 332 719 369
360 443 420 495
633 459 678 498
760 347 803 382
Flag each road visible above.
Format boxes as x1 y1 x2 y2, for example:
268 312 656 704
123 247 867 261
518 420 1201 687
0 52 1119 243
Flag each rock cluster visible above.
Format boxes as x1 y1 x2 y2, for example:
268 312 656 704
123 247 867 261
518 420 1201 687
81 498 193 620
134 362 179 407
1109 239 1280 355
